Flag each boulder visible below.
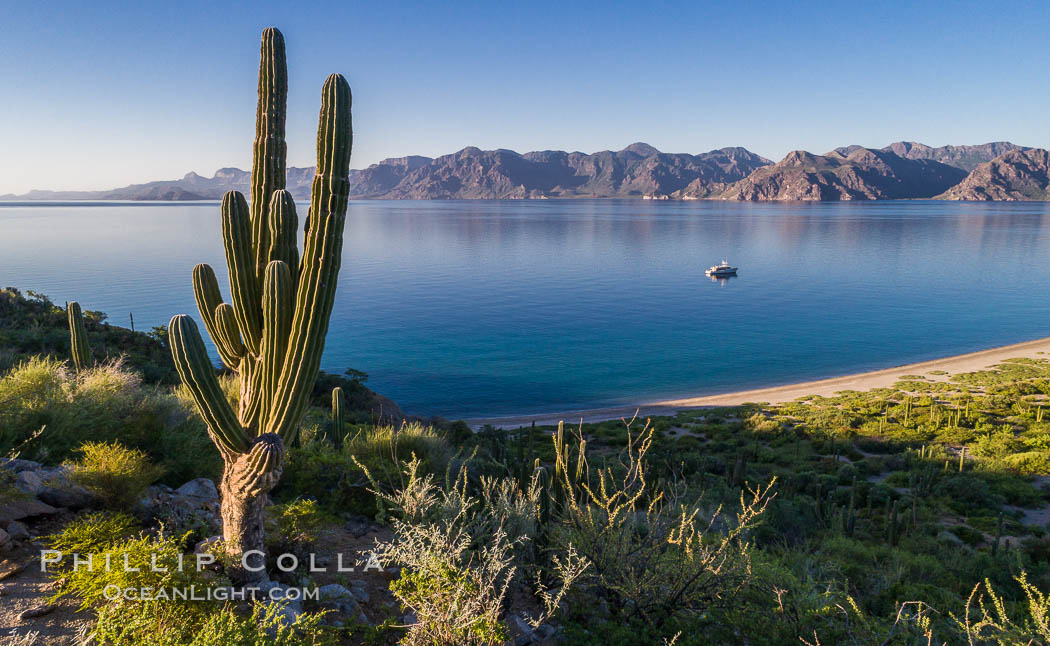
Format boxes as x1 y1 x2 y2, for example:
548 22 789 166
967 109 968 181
0 458 42 473
175 478 219 501
14 470 44 496
0 528 10 552
318 583 360 615
0 498 58 523
509 614 538 645
258 582 303 627
35 467 95 509
4 521 29 541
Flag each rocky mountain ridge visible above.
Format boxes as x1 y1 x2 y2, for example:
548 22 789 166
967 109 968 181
937 149 1050 200
3 141 1044 202
714 147 968 201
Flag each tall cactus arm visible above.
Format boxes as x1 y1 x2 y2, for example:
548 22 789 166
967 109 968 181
238 356 265 430
265 74 352 443
259 260 293 427
169 315 251 455
251 27 288 286
67 301 92 373
213 303 248 360
192 264 239 369
267 190 299 275
222 191 264 355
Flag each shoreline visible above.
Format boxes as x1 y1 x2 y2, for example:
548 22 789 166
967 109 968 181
466 336 1050 429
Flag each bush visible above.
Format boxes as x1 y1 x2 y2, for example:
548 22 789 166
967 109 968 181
279 422 452 516
371 457 586 646
554 421 775 637
93 601 337 646
44 511 139 556
69 441 164 509
0 357 219 484
266 498 331 566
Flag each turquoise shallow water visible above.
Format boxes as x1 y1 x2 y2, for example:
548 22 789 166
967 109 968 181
2 199 1050 418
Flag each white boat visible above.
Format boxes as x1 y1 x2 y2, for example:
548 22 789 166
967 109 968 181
704 260 738 277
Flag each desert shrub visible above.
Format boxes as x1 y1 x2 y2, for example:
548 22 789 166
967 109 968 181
1004 451 1050 476
44 511 139 557
951 572 1050 644
266 498 331 566
280 422 453 516
935 474 999 514
0 357 219 483
974 470 1047 508
554 420 775 636
371 456 586 646
93 601 337 646
69 441 163 509
973 428 1024 459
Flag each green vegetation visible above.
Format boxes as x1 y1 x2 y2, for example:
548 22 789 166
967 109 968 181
43 516 336 645
4 30 1050 646
68 441 164 509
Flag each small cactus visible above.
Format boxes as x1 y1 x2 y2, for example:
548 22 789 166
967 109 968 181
331 387 345 437
67 301 92 373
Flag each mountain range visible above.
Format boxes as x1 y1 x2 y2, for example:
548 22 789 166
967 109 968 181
4 141 1048 202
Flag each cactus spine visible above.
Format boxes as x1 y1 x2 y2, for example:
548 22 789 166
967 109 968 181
67 302 91 373
167 27 352 584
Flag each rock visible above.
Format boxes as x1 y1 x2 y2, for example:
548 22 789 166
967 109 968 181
400 611 417 626
318 583 360 615
256 582 303 628
0 559 24 581
0 458 42 473
344 515 373 538
318 583 353 599
349 585 369 604
0 498 58 523
193 535 222 554
0 528 10 551
175 478 218 501
4 521 28 541
535 623 558 640
18 603 56 620
14 470 44 496
36 469 95 509
510 615 537 645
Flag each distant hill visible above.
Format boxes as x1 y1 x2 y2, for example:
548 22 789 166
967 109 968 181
2 141 1042 202
833 141 1028 172
937 148 1050 200
715 148 967 201
372 144 771 199
0 144 771 201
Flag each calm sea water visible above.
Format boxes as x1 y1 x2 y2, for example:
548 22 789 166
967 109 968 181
2 199 1050 418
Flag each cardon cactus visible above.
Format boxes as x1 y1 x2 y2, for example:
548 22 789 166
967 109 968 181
168 27 352 584
331 386 345 437
67 301 92 373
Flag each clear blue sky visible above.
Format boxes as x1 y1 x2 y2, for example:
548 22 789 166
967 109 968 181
2 0 1049 194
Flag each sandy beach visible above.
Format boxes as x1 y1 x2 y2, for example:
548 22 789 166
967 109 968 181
467 336 1050 429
